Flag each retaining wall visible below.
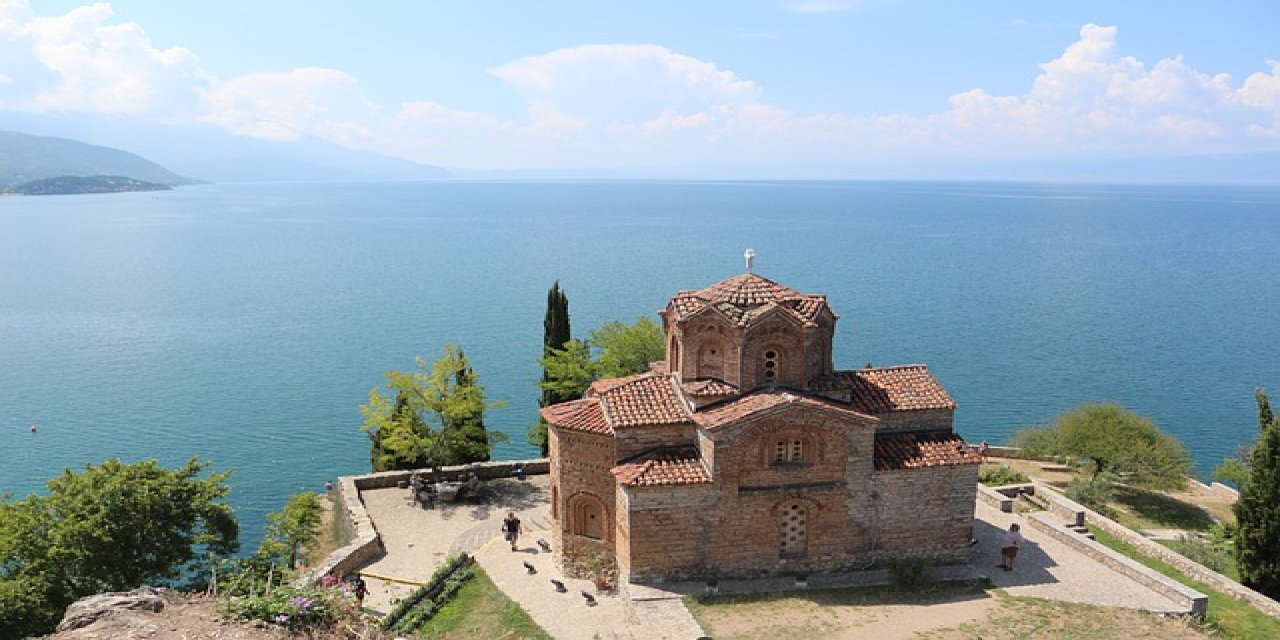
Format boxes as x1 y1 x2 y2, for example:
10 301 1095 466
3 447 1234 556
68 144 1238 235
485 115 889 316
299 458 549 585
1033 481 1280 620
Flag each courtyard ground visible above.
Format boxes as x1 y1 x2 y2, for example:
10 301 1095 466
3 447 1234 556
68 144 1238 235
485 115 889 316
355 472 1201 639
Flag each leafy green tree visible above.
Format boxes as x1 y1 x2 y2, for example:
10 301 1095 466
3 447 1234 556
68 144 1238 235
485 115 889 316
1235 390 1280 598
1012 403 1192 490
264 493 323 569
360 344 505 471
0 459 239 637
591 316 665 378
1214 389 1277 486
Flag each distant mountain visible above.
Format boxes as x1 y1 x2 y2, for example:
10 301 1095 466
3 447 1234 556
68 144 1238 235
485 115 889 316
0 112 451 183
0 130 191 189
6 175 173 196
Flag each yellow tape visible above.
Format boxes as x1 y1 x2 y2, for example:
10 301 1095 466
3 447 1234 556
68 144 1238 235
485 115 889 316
356 570 426 586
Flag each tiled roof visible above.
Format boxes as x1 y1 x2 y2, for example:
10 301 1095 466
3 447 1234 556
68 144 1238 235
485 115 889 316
594 373 692 428
694 389 876 429
682 378 739 397
612 447 711 487
541 398 611 435
816 366 956 412
667 273 829 326
874 432 981 470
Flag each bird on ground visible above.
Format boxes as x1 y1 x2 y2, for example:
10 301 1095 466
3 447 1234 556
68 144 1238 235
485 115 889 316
523 561 537 574
550 578 567 592
537 538 552 552
580 590 596 605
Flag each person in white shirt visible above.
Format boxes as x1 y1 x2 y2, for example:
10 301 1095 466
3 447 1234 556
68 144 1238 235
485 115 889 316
1000 523 1024 571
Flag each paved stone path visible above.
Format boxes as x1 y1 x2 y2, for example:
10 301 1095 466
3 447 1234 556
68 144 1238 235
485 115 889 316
973 502 1184 612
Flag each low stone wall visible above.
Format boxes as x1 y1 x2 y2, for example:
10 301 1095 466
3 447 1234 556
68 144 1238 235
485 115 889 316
299 458 550 585
1034 482 1280 620
977 485 1013 512
1026 511 1207 616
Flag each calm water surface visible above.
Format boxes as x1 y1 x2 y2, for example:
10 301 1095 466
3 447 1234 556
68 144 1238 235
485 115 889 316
1 180 1278 545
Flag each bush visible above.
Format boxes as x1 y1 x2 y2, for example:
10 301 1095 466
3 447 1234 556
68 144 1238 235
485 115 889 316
1066 473 1116 511
219 586 334 631
1167 533 1232 574
979 465 1030 486
887 557 932 591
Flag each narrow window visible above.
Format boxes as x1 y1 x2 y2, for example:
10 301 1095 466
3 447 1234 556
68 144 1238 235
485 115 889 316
774 440 787 462
791 439 804 461
763 349 779 382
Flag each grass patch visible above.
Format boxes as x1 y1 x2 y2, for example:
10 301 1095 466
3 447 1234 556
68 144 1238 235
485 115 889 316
685 580 989 640
1089 525 1280 639
413 566 550 640
919 591 1207 639
1109 485 1215 532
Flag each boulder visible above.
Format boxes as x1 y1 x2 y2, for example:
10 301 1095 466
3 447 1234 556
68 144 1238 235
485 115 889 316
56 587 165 632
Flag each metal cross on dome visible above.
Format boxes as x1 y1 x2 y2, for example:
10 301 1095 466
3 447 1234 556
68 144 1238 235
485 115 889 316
744 248 756 273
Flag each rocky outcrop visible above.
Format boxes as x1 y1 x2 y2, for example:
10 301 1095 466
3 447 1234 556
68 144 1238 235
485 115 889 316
56 587 165 632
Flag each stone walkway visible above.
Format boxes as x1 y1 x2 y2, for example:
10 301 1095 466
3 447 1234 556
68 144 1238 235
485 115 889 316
973 502 1185 613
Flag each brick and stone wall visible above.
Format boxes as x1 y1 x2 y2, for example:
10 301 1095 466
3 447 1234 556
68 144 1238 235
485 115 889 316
874 408 954 433
614 423 696 460
550 426 618 554
871 464 978 564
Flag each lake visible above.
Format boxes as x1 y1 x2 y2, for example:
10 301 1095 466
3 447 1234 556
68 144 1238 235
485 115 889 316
1 179 1278 545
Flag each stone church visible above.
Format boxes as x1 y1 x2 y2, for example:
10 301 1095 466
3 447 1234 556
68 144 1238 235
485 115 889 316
541 271 980 583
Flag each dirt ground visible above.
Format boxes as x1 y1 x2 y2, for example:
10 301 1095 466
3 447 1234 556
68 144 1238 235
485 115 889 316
690 589 1208 640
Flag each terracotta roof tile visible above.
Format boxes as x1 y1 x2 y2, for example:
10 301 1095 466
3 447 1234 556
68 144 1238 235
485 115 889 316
668 273 829 327
541 398 611 435
874 432 981 470
817 366 957 412
612 447 711 487
682 378 739 397
595 373 692 428
694 389 876 428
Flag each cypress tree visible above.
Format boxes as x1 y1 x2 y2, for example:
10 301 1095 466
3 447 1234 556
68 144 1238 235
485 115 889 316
542 281 572 404
1235 388 1280 598
531 281 572 456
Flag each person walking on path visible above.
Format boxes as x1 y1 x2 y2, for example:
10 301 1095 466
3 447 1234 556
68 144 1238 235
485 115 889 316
999 523 1024 571
978 440 989 462
502 511 523 551
350 575 368 609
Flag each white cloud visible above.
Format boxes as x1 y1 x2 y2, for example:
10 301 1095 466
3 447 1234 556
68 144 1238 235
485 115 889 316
2 5 1279 170
0 1 208 118
202 67 377 144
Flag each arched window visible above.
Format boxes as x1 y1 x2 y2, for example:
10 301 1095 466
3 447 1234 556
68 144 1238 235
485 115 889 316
762 349 779 383
569 493 606 540
779 502 808 557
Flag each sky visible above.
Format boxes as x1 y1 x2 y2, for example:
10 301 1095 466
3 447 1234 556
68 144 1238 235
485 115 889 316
2 1 1279 174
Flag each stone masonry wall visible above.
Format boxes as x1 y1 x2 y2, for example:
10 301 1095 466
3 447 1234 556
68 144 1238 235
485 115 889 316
614 423 696 460
871 464 978 564
551 426 618 554
874 409 954 433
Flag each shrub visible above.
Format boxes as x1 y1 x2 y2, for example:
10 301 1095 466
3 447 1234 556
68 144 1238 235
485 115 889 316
219 586 334 631
887 557 932 591
1066 473 1116 512
979 465 1030 486
1167 533 1232 574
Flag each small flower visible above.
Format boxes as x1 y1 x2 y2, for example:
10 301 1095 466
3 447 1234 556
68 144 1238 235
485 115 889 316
289 595 313 610
273 613 290 624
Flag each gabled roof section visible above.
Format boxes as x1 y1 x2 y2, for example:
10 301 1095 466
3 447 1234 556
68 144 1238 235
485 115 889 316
816 365 957 412
682 378 738 398
874 432 981 470
694 388 877 429
666 273 831 327
612 446 711 487
541 398 611 435
593 372 693 429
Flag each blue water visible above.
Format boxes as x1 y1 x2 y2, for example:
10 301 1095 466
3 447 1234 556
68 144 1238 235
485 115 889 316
2 180 1278 547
